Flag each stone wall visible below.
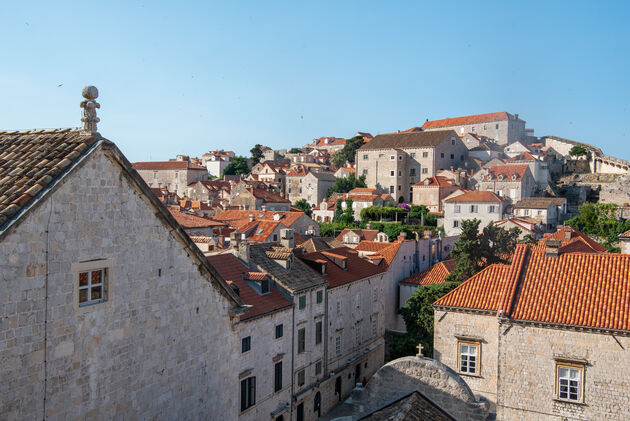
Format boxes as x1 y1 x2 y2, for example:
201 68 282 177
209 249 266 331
433 310 499 413
0 148 240 420
497 321 630 420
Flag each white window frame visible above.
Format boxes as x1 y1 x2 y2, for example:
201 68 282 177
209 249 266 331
458 340 480 375
355 324 361 345
335 336 341 355
556 362 584 403
72 259 113 312
372 318 377 336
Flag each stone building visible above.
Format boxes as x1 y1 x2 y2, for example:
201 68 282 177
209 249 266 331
231 187 291 211
412 176 460 212
443 190 505 236
338 188 394 220
243 235 329 421
512 197 567 231
505 151 550 189
433 242 630 420
312 200 337 223
207 253 293 421
475 164 535 203
355 130 467 203
186 179 231 203
286 169 336 207
132 159 208 197
0 90 245 420
298 247 390 416
212 209 319 237
422 111 527 145
201 150 234 177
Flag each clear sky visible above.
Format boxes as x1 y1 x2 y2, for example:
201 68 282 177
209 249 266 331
1 1 629 162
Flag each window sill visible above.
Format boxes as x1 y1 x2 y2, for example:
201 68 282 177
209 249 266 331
553 398 587 406
458 372 483 379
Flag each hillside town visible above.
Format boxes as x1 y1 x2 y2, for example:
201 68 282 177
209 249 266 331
2 86 630 421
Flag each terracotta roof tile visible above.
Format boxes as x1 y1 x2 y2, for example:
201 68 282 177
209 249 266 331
336 229 380 242
421 112 517 129
400 260 457 285
207 254 291 321
212 210 305 228
535 226 607 253
413 176 456 187
168 207 225 229
359 130 455 151
0 129 97 229
300 247 386 288
444 190 502 203
484 164 530 181
506 152 536 162
435 243 630 332
355 241 393 252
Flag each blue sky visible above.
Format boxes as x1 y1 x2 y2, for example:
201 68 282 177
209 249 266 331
1 1 629 161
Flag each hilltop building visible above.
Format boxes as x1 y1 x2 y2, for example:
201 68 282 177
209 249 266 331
421 112 528 145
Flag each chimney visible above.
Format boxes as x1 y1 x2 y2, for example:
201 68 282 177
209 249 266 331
397 232 407 242
249 214 255 222
230 231 241 249
280 228 295 249
238 241 251 265
545 239 561 257
563 225 572 241
262 205 267 212
515 113 519 120
218 235 225 248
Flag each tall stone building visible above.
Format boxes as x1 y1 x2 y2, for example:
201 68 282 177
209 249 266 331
355 130 467 203
132 159 208 197
433 241 630 420
0 88 245 420
422 111 528 145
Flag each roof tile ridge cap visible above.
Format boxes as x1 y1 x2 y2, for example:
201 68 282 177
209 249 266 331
499 244 530 317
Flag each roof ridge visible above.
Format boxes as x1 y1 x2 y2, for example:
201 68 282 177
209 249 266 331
498 244 529 317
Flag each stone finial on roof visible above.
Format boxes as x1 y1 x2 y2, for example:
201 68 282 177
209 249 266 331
80 85 100 133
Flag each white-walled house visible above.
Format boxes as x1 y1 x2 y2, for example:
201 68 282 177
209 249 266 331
443 190 505 236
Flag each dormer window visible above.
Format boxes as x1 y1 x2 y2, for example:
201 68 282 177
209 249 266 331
512 174 518 180
261 279 269 294
498 174 504 181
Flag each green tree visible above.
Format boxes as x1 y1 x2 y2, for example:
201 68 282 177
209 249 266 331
222 156 250 176
333 198 344 222
395 282 460 358
326 174 367 196
566 202 630 251
445 220 520 283
288 147 302 154
331 136 365 167
569 145 587 157
294 199 312 217
250 144 264 165
339 198 355 224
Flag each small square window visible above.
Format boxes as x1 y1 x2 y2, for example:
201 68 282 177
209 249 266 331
78 268 107 307
441 153 445 158
422 152 428 158
298 295 306 309
398 156 402 160
242 336 251 353
422 168 428 174
390 170 395 177
390 155 395 160
454 205 461 214
398 171 402 176
363 154 368 160
389 186 394 193
410 153 416 158
450 154 454 160
275 324 283 339
453 220 459 228
362 169 368 175
316 290 323 304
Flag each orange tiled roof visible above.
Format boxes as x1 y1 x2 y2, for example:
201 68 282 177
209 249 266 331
207 254 291 321
212 210 306 228
535 226 607 253
620 229 630 239
421 112 517 129
247 221 281 242
349 187 378 194
413 176 456 187
300 247 385 288
336 229 380 242
484 164 530 181
506 152 536 162
400 260 458 285
168 207 225 229
444 190 502 203
355 241 393 252
435 244 630 332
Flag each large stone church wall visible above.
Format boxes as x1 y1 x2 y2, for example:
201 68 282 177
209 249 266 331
0 148 240 420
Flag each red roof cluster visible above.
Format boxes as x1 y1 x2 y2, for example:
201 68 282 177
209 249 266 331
413 176 456 187
168 207 225 229
421 112 518 129
434 243 630 332
484 164 530 181
300 247 386 288
444 190 502 203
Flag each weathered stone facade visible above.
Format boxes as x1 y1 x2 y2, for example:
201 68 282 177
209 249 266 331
0 147 241 420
